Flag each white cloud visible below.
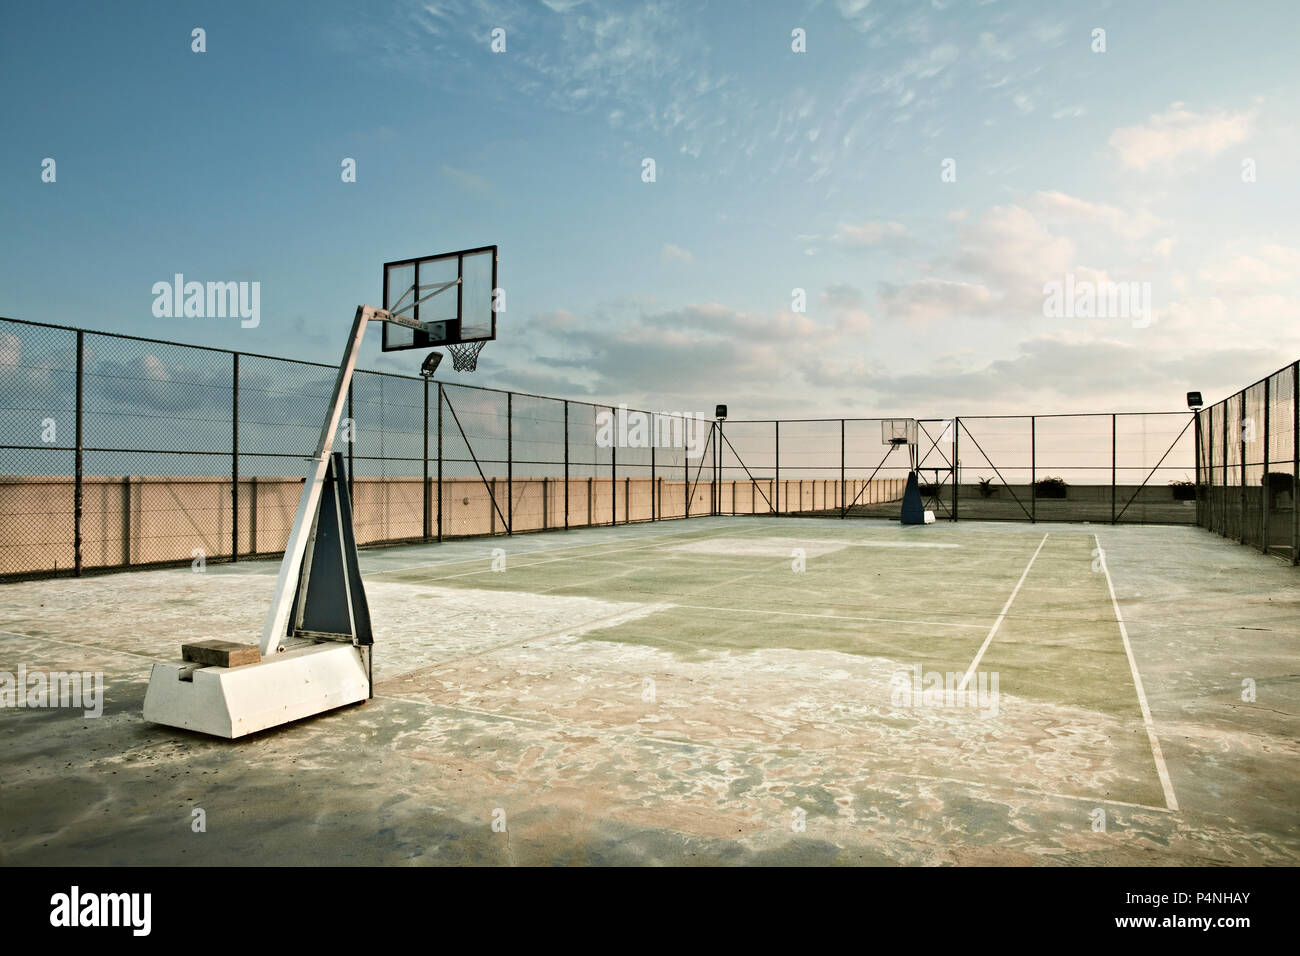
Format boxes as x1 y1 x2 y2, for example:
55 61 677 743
1198 245 1300 288
951 204 1075 291
1109 103 1255 171
660 243 693 264
1031 190 1160 240
878 278 996 323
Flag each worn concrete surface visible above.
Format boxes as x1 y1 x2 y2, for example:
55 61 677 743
1 517 1296 865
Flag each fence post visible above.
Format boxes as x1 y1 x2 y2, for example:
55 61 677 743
1263 376 1270 553
684 419 690 518
74 330 83 576
1030 416 1036 524
422 378 430 542
840 419 846 518
774 421 780 514
1293 361 1299 565
1216 395 1227 538
232 352 239 561
436 382 443 543
650 412 656 522
507 392 513 535
610 405 617 526
563 400 569 529
122 475 131 566
1110 414 1117 524
952 418 959 521
1239 390 1247 545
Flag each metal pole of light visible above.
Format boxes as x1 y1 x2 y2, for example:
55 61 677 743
1030 416 1036 524
74 330 83 576
713 422 720 515
436 382 443 543
563 401 569 530
1193 407 1202 529
507 392 513 535
232 352 240 561
422 377 430 542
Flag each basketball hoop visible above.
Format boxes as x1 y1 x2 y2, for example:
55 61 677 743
446 340 486 372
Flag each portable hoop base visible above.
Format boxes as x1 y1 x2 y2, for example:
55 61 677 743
144 643 370 739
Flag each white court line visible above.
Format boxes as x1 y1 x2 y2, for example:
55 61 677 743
1095 534 1179 812
958 532 1049 691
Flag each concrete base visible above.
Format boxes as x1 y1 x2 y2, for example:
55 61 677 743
144 642 370 739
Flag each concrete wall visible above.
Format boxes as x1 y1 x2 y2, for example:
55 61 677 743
0 474 905 578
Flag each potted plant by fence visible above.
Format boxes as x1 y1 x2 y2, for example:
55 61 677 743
1034 476 1068 499
978 477 995 498
1265 471 1294 508
1169 479 1197 501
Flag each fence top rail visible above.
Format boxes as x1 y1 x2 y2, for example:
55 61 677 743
726 411 1191 424
0 315 696 420
3 315 1286 427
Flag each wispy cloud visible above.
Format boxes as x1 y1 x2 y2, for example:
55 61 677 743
1109 103 1255 171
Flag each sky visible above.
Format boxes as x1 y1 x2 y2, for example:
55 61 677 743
2 0 1298 420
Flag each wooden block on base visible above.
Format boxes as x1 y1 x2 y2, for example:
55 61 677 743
181 640 262 668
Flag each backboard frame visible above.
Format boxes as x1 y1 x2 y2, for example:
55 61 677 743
882 418 919 447
381 244 497 352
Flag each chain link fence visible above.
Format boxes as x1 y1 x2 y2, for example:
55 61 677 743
1198 360 1298 563
4 316 1292 580
0 317 714 579
715 412 1199 527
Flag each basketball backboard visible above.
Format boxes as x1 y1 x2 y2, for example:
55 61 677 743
882 418 918 446
381 245 497 352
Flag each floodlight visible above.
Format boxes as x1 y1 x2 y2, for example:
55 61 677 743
1187 391 1203 410
715 404 728 421
420 351 443 379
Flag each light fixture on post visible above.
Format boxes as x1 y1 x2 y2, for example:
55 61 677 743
420 351 443 380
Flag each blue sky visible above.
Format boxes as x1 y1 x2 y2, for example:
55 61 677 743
2 0 1298 418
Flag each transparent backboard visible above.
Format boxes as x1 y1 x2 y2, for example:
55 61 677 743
882 419 919 446
381 245 497 351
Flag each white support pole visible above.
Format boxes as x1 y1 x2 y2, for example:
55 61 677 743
259 306 375 655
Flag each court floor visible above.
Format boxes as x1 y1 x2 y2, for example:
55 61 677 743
1 516 1296 865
